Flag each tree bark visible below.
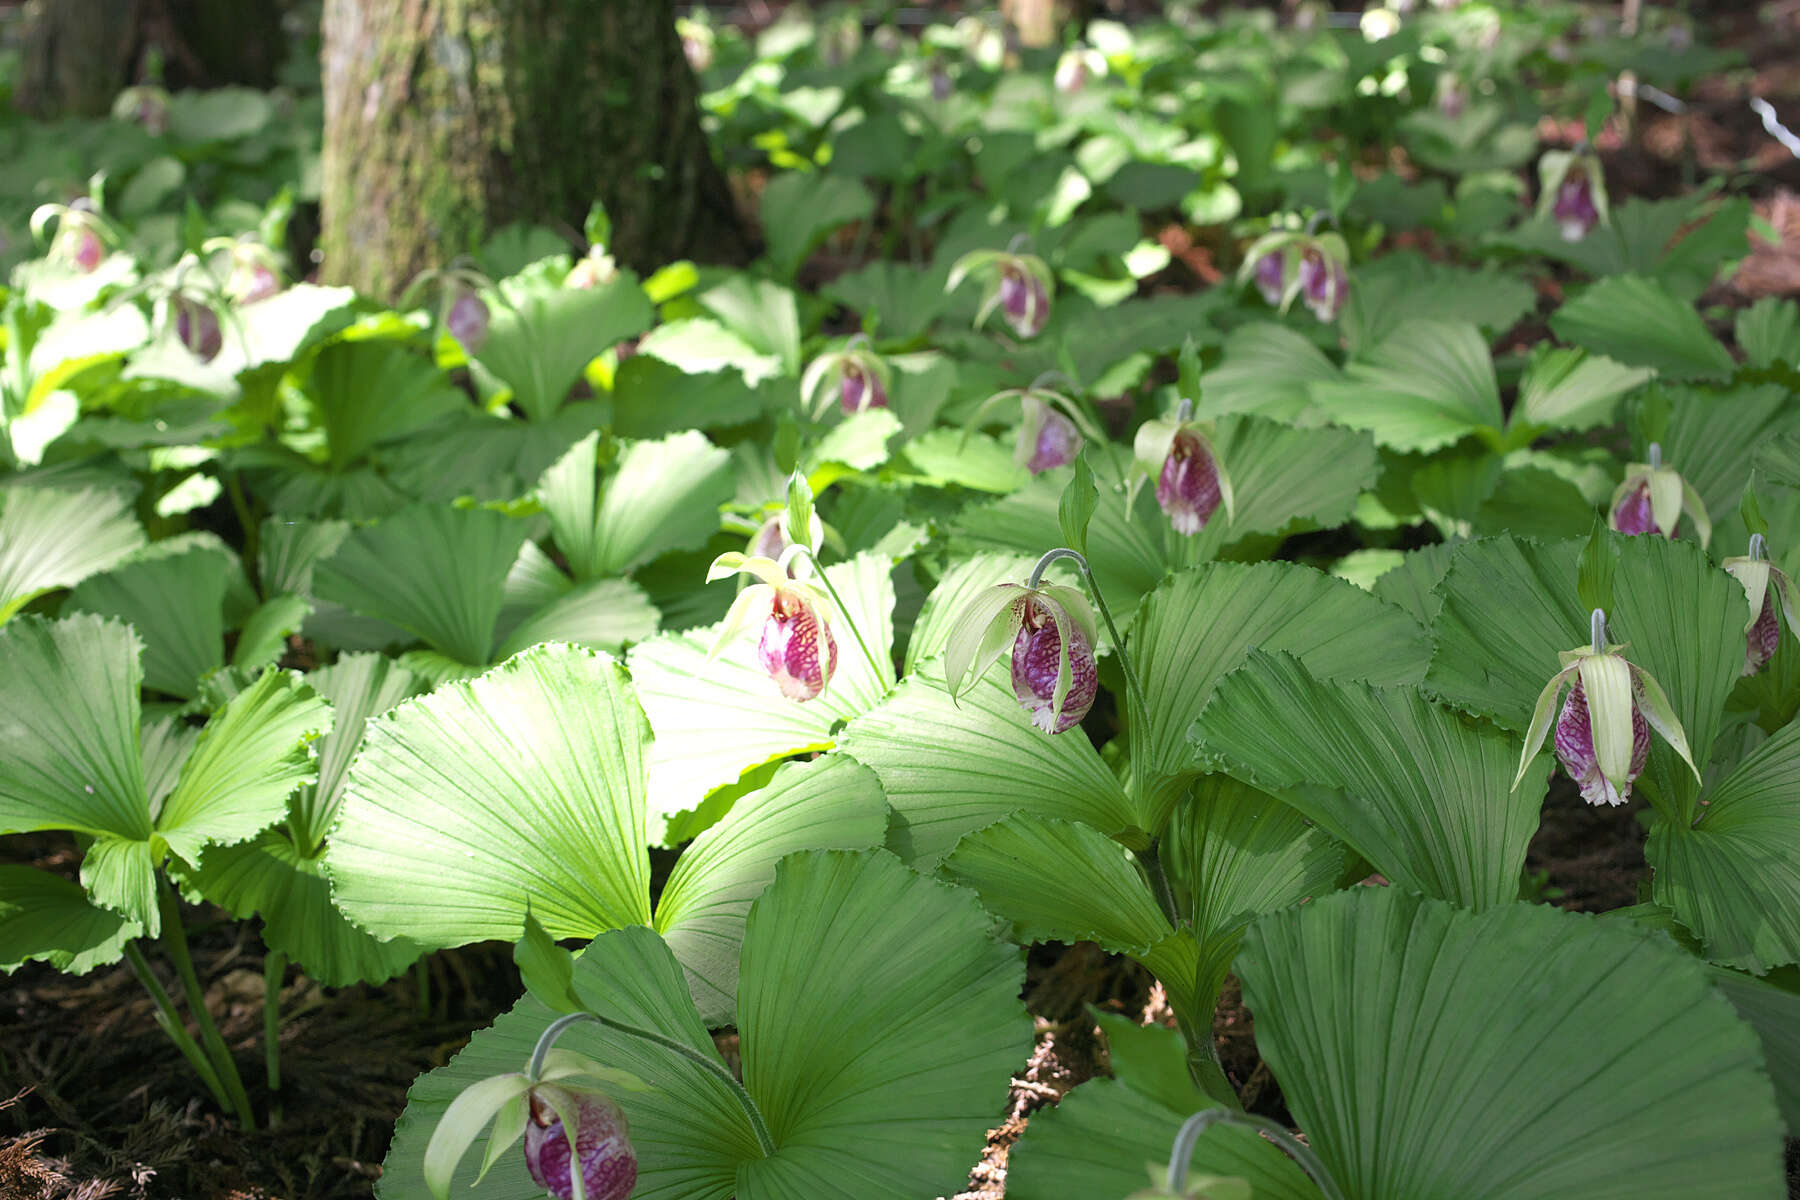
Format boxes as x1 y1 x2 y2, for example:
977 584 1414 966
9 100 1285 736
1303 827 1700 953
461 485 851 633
318 0 748 302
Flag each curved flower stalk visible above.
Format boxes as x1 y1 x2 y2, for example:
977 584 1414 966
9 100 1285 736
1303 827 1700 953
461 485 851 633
707 551 840 701
964 375 1104 476
1608 443 1710 548
1513 609 1699 807
940 557 1102 734
1537 148 1609 242
1130 1108 1344 1200
1238 225 1351 323
1723 534 1800 676
1131 399 1235 536
946 246 1055 339
800 335 892 417
1054 43 1107 94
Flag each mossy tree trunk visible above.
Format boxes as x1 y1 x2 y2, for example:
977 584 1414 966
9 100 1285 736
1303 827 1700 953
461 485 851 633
319 0 748 302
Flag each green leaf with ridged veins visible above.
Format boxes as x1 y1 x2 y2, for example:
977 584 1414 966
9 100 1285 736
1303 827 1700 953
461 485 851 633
297 340 466 471
157 669 331 867
840 657 1139 867
1194 322 1340 422
1237 888 1784 1199
761 173 876 279
1308 319 1503 453
0 614 149 843
327 645 652 949
476 273 653 422
1648 718 1800 973
538 431 733 580
1131 562 1430 834
492 576 659 660
1370 542 1455 627
1656 383 1800 526
1005 1025 1320 1200
1166 775 1344 1014
379 850 1030 1200
1736 297 1800 369
654 756 888 1026
903 553 1038 674
627 553 895 833
1192 650 1548 911
940 813 1197 1021
1549 274 1735 381
67 538 241 699
1514 346 1653 433
0 485 144 624
290 653 427 854
312 503 527 668
1204 415 1380 540
0 865 142 975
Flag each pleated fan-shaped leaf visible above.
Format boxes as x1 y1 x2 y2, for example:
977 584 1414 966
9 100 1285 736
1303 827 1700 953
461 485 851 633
1004 1020 1321 1200
537 430 733 580
0 865 142 975
312 503 528 669
902 552 1038 672
1548 274 1736 381
473 273 654 422
0 485 145 624
379 850 1030 1200
66 536 247 699
1648 718 1800 972
1131 562 1430 833
1308 318 1504 453
840 657 1139 867
1237 887 1785 1199
627 553 896 829
1192 649 1547 911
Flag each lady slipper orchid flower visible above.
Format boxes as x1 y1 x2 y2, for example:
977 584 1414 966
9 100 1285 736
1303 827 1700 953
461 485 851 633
1607 443 1710 547
708 552 839 701
800 337 892 417
941 576 1100 734
1054 45 1106 94
1536 149 1609 243
947 247 1056 340
32 201 114 274
446 292 490 356
1133 400 1234 536
1722 534 1800 676
1237 226 1351 324
1017 394 1083 475
1513 609 1699 807
422 1036 646 1200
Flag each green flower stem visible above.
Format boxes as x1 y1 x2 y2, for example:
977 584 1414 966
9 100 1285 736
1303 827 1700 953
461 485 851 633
157 878 255 1129
1137 841 1183 938
1176 1014 1240 1113
264 949 285 1095
1165 1108 1345 1200
528 1012 776 1159
122 941 232 1113
799 550 891 690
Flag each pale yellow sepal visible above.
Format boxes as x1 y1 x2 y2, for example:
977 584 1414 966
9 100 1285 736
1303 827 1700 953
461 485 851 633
1577 652 1636 798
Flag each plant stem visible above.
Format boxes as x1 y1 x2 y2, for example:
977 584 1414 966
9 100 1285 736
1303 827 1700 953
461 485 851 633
1177 1014 1240 1111
225 472 258 568
1138 841 1181 930
263 949 285 1098
528 1012 776 1159
1165 1108 1345 1200
801 552 891 689
123 941 232 1112
157 879 255 1129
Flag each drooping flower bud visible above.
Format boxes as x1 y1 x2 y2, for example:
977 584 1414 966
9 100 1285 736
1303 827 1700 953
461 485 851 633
1015 394 1083 475
175 298 223 361
1514 609 1699 807
1132 401 1234 537
1536 149 1609 243
1552 172 1600 242
1157 430 1224 535
840 359 888 413
930 64 954 101
1297 249 1349 322
112 85 170 135
1011 595 1098 733
1054 48 1089 94
1253 252 1286 306
1607 443 1710 548
999 264 1051 338
709 552 842 702
1436 73 1466 119
446 292 490 356
1722 535 1800 677
678 17 714 71
947 249 1055 340
523 1090 637 1200
940 572 1102 736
